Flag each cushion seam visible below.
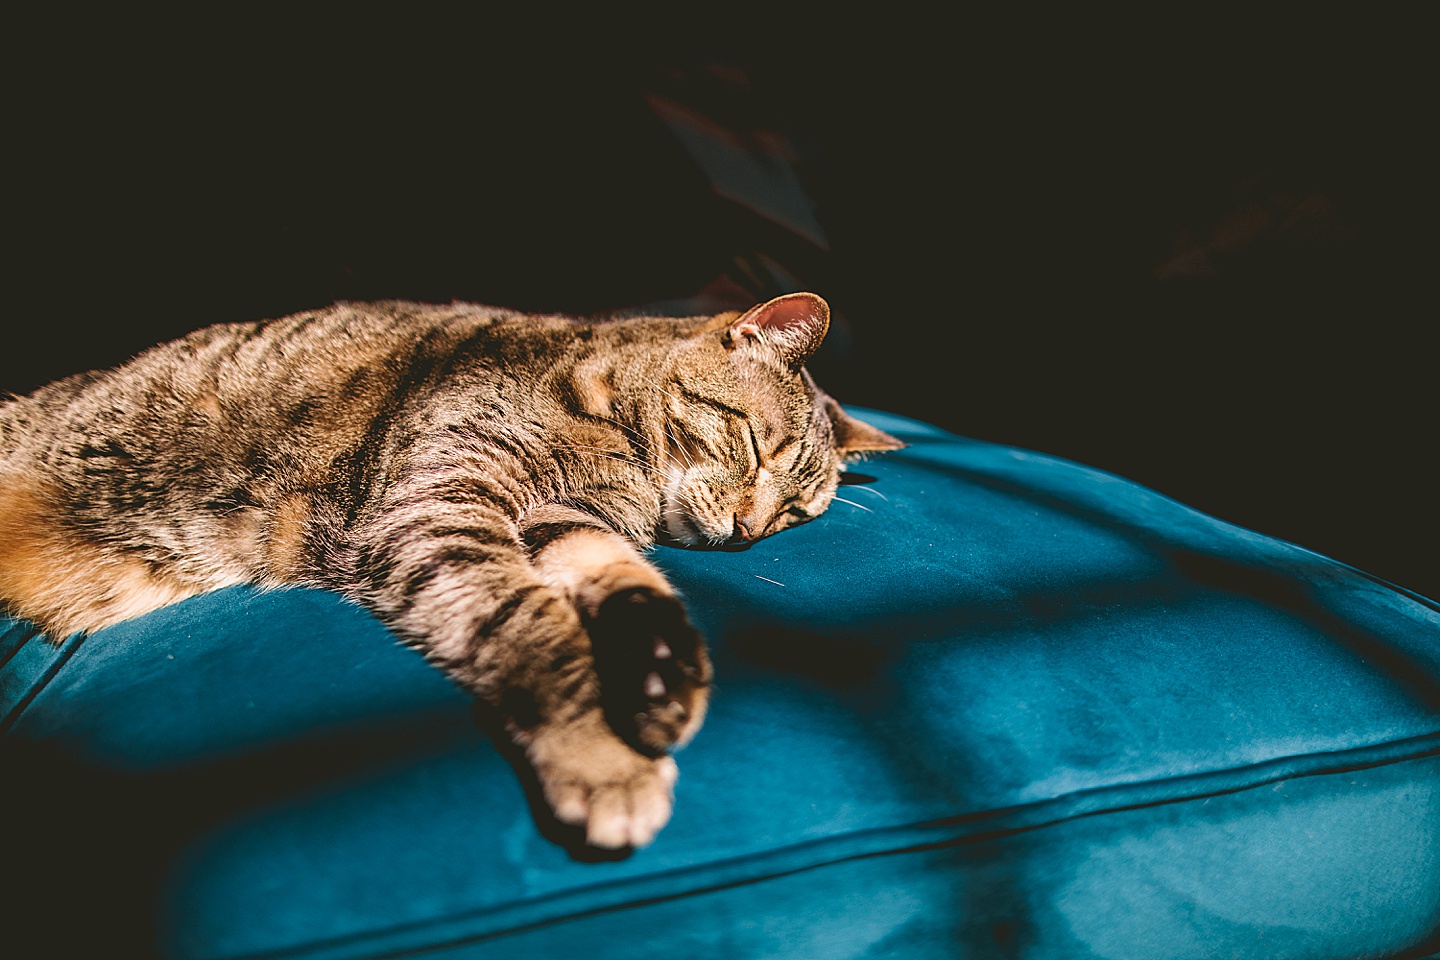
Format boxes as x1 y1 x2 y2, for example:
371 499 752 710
219 729 1440 960
0 630 83 734
0 622 37 672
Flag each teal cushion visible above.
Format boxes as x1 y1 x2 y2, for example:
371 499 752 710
4 410 1439 959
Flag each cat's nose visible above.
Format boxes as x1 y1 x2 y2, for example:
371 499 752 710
733 515 757 542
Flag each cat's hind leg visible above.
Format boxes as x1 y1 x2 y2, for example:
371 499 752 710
523 506 711 757
0 474 207 638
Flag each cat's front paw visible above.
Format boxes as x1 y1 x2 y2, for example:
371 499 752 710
586 587 711 756
528 721 679 849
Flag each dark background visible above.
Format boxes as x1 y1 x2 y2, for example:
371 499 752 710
6 16 1434 601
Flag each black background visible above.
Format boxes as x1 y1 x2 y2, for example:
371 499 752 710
6 15 1434 601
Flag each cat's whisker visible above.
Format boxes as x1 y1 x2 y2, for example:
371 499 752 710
663 426 691 466
602 416 653 452
665 426 699 472
588 413 677 476
830 495 874 514
553 444 632 462
590 414 642 443
574 457 665 481
640 374 685 406
655 441 688 471
558 446 648 467
552 443 669 480
846 485 890 502
654 451 690 486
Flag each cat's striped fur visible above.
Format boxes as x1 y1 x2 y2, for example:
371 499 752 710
0 292 900 849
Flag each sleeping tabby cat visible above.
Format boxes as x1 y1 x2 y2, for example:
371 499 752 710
0 291 900 849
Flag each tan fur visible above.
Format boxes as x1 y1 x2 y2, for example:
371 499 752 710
0 475 201 637
536 527 669 609
193 387 223 419
525 713 679 848
570 357 617 418
265 493 313 580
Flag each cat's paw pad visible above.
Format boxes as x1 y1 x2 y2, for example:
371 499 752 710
538 744 679 849
587 588 711 755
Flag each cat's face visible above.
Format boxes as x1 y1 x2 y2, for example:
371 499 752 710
657 293 901 547
658 369 840 547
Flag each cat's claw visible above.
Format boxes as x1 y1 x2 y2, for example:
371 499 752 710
587 587 712 756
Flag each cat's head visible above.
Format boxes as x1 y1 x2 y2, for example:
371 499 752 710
658 292 903 547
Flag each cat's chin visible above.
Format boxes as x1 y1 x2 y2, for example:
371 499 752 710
657 526 757 554
660 503 706 547
659 510 752 551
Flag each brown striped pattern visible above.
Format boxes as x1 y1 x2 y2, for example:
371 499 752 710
0 293 900 848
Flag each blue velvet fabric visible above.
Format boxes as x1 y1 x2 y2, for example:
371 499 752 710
4 410 1439 959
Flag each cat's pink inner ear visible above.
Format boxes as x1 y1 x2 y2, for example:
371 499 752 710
729 292 830 367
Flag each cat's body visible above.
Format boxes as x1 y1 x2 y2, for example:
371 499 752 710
0 292 899 849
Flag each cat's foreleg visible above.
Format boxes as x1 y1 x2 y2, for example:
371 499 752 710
348 497 678 849
522 505 711 756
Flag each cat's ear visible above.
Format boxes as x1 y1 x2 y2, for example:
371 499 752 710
824 395 906 458
726 292 830 370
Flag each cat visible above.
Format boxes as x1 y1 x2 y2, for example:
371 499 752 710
0 291 901 849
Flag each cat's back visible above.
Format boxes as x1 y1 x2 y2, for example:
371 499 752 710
1 299 703 476
1 301 509 457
